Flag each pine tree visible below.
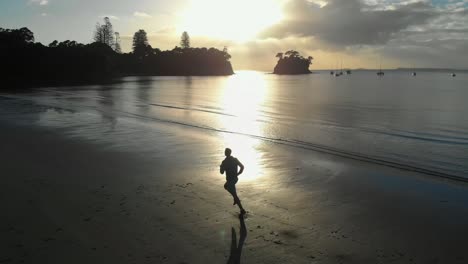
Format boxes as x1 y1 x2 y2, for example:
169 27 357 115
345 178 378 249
114 32 122 54
132 29 148 51
180 31 190 49
93 17 115 49
93 23 104 43
132 29 151 58
102 17 115 48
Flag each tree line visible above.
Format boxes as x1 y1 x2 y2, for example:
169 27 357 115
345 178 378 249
92 18 233 76
1 27 115 87
1 18 233 88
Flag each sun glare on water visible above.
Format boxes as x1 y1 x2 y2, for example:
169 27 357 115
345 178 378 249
178 0 283 43
217 71 269 181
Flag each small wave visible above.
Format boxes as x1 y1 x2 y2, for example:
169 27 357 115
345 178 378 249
3 94 467 183
113 109 468 182
361 127 468 146
149 101 468 146
148 103 236 117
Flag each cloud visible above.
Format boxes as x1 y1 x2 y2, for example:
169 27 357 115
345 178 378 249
133 11 152 18
117 0 468 70
29 0 49 5
41 12 48 16
260 0 439 47
253 0 468 69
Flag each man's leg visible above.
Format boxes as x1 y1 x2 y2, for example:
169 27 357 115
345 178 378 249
234 189 245 213
229 183 245 212
224 182 239 205
224 179 245 213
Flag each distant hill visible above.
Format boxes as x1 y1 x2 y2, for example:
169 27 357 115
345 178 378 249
395 68 468 73
320 68 468 73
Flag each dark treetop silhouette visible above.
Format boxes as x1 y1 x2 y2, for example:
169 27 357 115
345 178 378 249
1 26 233 89
274 50 313 75
220 148 246 214
1 27 115 88
180 31 191 49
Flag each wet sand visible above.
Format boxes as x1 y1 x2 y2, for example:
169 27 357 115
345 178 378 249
2 120 468 264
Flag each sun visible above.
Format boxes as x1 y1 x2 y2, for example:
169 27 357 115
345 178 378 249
178 0 283 43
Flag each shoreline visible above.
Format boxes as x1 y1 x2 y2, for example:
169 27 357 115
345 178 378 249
2 72 236 90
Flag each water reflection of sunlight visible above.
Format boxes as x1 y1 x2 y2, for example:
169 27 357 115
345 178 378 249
222 71 267 111
218 71 268 181
221 134 263 182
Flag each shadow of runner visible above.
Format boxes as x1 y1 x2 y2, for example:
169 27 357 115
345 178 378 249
227 213 248 264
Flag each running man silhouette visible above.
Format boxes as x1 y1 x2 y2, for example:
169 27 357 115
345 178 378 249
220 148 246 214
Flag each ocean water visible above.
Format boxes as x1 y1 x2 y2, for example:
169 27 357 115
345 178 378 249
1 70 468 179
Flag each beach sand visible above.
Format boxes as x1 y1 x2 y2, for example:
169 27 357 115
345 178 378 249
2 120 468 264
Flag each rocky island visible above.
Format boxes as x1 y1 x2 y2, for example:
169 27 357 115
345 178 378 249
273 50 313 75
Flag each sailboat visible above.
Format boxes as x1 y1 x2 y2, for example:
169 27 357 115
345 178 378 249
411 65 416 76
377 56 384 76
334 60 341 77
335 59 344 76
339 59 343 76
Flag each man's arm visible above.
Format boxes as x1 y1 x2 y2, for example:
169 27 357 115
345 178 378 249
237 159 244 176
220 161 225 174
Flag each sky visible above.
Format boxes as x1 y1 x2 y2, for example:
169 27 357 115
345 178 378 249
1 0 467 70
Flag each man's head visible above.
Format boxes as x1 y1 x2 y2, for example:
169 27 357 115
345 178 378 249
224 148 232 157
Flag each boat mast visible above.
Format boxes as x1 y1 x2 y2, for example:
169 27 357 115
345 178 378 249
379 56 381 72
